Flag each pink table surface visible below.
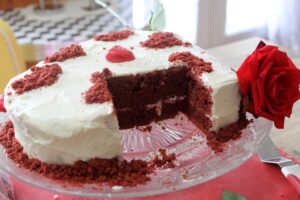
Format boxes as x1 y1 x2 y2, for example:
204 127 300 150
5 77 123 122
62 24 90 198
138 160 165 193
11 155 299 200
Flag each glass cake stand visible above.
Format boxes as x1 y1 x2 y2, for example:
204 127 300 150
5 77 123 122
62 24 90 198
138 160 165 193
0 112 272 199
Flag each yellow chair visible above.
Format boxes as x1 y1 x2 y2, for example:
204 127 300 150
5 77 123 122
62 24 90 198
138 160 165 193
0 20 26 93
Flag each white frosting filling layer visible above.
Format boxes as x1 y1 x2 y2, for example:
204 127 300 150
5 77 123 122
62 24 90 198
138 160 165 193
4 30 240 164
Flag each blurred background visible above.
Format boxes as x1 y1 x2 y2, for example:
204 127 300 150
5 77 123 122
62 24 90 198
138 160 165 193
1 0 300 90
1 0 300 60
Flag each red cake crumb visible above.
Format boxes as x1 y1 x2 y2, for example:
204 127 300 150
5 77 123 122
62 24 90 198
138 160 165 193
0 94 6 112
140 32 184 49
169 52 213 74
0 122 176 187
101 68 113 78
11 64 62 94
137 125 152 132
151 149 176 169
94 30 134 41
183 42 192 47
84 70 112 104
44 44 86 63
206 113 251 152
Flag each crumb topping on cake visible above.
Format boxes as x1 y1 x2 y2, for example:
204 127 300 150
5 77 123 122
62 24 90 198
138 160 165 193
84 71 112 104
140 32 184 49
0 121 176 187
168 52 213 74
0 95 6 112
94 30 134 41
106 45 135 63
101 68 113 78
44 44 86 63
11 64 62 94
183 42 192 47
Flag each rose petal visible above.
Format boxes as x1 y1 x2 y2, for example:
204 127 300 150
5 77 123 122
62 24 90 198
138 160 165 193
274 51 289 67
237 54 259 95
257 45 277 57
259 48 277 70
265 73 291 116
256 41 266 49
279 69 300 116
257 62 273 107
287 59 299 70
274 116 285 129
265 93 285 116
250 82 262 115
266 68 300 115
258 107 277 122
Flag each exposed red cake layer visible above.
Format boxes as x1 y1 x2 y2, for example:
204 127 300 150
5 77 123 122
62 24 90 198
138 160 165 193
0 121 176 187
106 45 135 63
94 30 134 41
169 52 213 74
140 32 184 49
44 44 86 63
187 78 213 131
84 70 112 104
117 98 188 129
11 64 62 94
107 66 191 109
106 66 191 129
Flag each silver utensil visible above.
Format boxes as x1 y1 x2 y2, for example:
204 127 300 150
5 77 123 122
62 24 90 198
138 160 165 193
94 0 130 28
257 136 300 194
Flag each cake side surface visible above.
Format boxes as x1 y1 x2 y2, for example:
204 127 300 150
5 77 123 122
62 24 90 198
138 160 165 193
4 53 121 164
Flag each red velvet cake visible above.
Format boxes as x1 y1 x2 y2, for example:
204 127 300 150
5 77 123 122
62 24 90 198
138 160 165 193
1 30 300 187
2 30 242 165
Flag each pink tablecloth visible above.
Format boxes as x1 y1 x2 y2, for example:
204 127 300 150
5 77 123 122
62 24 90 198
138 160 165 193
11 155 299 200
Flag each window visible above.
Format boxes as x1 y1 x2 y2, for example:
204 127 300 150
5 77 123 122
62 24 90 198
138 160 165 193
226 0 270 35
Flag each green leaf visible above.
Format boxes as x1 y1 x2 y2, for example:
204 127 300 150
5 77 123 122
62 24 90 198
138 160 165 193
149 0 166 31
221 190 247 200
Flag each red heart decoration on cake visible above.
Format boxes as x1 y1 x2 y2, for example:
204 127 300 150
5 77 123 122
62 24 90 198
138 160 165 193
0 94 6 112
106 45 135 63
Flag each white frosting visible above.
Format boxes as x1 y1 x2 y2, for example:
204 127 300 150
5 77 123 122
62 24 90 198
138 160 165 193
4 69 120 164
4 30 240 164
201 62 241 131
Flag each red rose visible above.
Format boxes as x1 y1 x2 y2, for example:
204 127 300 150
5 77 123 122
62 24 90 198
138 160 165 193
237 41 300 128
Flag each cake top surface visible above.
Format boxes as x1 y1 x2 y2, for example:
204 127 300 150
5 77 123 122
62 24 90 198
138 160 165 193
39 30 234 79
4 30 238 139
